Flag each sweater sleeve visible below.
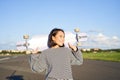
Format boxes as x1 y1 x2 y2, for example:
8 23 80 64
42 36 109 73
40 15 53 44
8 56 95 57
29 53 47 73
70 48 83 65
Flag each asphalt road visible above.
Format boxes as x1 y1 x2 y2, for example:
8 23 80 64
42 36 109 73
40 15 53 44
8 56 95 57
0 55 120 80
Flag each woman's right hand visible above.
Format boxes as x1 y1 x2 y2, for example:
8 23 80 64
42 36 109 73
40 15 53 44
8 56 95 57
32 47 39 54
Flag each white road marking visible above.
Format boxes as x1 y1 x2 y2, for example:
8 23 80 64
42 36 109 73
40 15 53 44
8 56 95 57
0 57 10 61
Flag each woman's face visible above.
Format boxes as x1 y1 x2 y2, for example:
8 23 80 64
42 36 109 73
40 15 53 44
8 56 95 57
52 31 65 47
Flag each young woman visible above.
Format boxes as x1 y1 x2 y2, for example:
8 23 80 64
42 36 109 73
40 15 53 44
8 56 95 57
30 28 83 80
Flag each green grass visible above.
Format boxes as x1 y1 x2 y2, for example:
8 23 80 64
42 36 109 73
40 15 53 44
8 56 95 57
83 52 120 62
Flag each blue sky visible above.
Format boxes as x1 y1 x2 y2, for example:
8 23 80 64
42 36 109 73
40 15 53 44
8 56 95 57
0 0 120 50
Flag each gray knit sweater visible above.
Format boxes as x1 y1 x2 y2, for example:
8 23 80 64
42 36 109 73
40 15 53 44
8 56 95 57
30 47 83 80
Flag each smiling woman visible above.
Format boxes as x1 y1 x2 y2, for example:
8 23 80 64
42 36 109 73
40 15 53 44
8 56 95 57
29 28 83 80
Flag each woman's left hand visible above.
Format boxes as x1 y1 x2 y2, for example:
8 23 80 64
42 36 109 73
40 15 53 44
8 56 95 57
68 43 77 52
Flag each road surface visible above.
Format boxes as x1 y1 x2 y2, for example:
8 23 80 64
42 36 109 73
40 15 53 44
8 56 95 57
0 55 120 80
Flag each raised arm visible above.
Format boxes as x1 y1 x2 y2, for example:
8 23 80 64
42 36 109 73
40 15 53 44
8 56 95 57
29 48 47 73
68 43 83 65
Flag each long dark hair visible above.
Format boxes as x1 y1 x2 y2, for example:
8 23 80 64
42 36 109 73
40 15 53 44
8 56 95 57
47 28 65 48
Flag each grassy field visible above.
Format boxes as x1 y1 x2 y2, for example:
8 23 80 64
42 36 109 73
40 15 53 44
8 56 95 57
83 52 120 62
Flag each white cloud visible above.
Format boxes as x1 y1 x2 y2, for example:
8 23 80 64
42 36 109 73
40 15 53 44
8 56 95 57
112 36 119 40
83 33 120 49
